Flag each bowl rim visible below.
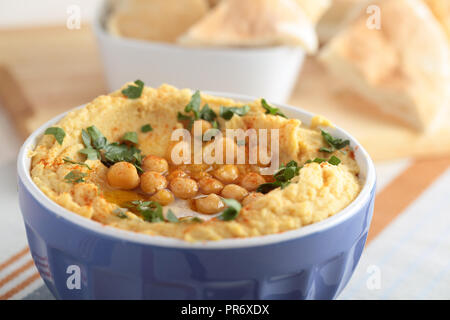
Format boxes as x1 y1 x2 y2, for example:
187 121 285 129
17 91 376 250
92 0 306 54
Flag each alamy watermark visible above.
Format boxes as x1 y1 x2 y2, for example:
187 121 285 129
366 5 381 30
66 5 81 30
66 265 81 290
366 265 381 290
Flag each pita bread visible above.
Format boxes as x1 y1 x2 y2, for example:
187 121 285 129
177 0 318 52
293 0 332 23
108 0 209 43
207 0 221 7
424 0 450 40
317 0 362 43
319 0 450 131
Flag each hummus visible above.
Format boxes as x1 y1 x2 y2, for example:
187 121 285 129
30 84 361 241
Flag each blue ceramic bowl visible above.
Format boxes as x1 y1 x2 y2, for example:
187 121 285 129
17 94 376 300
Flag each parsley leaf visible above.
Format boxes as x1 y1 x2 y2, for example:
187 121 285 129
78 125 143 172
256 156 342 194
199 104 217 122
320 130 350 153
274 160 300 182
121 80 144 99
261 99 287 118
103 143 143 173
63 157 91 170
113 208 128 219
86 126 107 150
64 170 87 184
218 198 241 221
81 129 92 148
184 90 201 119
166 209 179 223
179 216 204 223
79 148 100 160
219 105 250 120
179 91 219 130
305 158 326 164
177 112 193 121
45 127 66 145
126 200 164 223
328 155 341 166
305 156 341 166
121 131 138 144
141 124 153 133
256 181 282 194
177 112 194 130
257 161 300 194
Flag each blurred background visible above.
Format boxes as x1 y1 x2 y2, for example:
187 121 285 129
0 0 449 300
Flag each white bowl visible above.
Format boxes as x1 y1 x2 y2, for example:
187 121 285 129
93 0 306 103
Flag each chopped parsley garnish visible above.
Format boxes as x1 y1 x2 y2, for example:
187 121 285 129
126 200 164 223
256 161 300 194
81 129 92 148
261 99 287 118
219 105 250 120
78 148 100 161
63 157 91 170
319 130 350 153
328 155 341 166
179 216 204 223
64 170 87 184
218 198 241 221
177 112 193 121
121 131 138 144
103 143 143 173
184 90 202 118
166 209 179 223
78 125 143 172
141 124 153 133
126 201 182 223
113 208 128 219
178 91 218 130
121 80 144 99
86 125 107 150
199 104 217 122
305 158 326 164
256 156 342 194
44 127 66 145
305 156 341 166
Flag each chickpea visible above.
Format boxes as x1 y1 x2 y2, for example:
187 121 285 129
151 189 174 206
140 171 168 194
242 192 264 206
191 171 211 181
213 164 239 184
240 172 266 192
195 194 225 215
187 164 212 180
169 177 199 199
142 155 169 173
191 119 212 137
167 169 188 181
107 162 140 190
198 177 224 195
221 184 248 201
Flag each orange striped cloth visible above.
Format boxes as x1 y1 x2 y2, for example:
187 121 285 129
1 156 449 299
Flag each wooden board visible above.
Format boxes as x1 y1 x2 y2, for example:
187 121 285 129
0 25 107 134
0 25 449 161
